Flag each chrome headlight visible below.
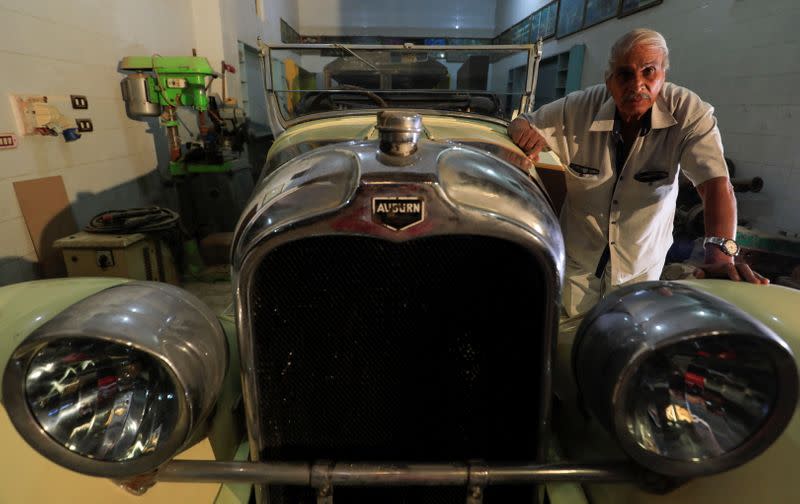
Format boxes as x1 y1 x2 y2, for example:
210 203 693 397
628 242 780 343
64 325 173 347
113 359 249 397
574 281 798 478
2 282 227 478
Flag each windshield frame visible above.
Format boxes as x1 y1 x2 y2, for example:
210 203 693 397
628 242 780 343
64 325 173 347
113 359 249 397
257 42 543 135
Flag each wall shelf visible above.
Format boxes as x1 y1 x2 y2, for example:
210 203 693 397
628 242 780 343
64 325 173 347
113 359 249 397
533 43 585 110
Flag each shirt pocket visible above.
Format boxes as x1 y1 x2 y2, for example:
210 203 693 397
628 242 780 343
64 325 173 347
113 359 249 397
632 164 678 198
633 169 670 183
565 161 608 197
566 162 601 179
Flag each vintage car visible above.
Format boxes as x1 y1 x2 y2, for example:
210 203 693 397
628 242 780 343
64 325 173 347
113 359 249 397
1 43 799 504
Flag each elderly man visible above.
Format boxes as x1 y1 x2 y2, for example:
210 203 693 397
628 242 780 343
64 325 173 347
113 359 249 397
508 28 766 318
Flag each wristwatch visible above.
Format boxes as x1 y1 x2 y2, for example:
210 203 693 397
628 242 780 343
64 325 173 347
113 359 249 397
703 236 740 257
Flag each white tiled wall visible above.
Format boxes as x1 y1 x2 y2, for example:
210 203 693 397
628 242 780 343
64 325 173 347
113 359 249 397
257 0 300 43
527 0 800 236
296 0 496 38
0 0 199 284
0 0 293 286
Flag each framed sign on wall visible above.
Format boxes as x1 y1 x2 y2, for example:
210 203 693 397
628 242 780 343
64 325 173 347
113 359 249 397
556 0 587 39
584 0 620 28
620 0 663 18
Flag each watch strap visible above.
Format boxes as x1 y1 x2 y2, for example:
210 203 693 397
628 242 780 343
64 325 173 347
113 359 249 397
703 236 726 247
703 236 739 256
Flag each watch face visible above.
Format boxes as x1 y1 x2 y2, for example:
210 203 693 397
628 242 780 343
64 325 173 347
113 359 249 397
723 239 739 256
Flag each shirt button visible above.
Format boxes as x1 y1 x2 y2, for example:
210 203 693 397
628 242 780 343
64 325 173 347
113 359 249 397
611 221 617 225
612 200 619 205
610 241 616 245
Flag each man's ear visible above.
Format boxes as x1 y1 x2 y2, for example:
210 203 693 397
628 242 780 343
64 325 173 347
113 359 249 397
604 70 614 88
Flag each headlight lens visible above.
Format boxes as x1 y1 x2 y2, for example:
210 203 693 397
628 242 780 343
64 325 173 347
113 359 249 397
627 335 776 462
26 338 180 462
574 281 798 478
2 281 227 478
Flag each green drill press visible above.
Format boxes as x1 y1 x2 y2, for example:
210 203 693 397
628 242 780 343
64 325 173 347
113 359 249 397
120 55 253 238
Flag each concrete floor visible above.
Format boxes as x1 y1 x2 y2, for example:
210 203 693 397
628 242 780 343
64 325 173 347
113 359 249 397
182 266 234 315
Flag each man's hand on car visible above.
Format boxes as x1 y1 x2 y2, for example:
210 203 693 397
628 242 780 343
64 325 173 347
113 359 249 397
508 117 548 162
693 261 770 284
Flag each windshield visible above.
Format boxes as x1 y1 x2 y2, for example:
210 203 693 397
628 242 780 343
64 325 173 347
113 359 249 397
266 45 534 123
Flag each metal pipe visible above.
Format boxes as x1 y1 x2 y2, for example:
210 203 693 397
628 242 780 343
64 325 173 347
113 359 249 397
158 461 311 485
325 463 469 486
157 460 636 486
487 463 636 484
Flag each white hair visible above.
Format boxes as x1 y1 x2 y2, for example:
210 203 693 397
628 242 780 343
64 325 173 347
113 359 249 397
605 28 670 80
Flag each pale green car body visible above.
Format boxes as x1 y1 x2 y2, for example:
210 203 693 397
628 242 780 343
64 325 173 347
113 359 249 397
1 276 797 503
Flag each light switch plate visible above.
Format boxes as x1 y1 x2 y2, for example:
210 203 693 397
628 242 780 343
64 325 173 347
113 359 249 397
0 132 18 149
71 95 88 109
76 118 93 132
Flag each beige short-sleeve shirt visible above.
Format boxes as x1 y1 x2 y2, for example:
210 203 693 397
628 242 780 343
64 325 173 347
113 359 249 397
522 82 728 289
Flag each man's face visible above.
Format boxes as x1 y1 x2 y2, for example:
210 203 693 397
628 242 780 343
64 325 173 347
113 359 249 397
606 44 666 122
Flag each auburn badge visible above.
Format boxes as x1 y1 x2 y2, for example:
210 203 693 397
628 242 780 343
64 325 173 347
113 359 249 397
372 197 425 231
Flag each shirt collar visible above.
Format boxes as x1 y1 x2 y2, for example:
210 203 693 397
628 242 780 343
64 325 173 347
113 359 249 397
589 91 678 132
650 93 678 129
589 96 617 132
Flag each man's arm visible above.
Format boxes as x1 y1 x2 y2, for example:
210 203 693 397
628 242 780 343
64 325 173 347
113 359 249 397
675 91 767 285
507 96 570 165
694 176 768 284
508 118 549 161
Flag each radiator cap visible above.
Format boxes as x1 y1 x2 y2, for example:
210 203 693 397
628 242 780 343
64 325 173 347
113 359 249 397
377 111 423 157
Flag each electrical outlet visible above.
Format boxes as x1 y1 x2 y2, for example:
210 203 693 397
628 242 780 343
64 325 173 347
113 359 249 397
76 119 93 132
70 95 88 109
0 133 18 149
96 250 115 269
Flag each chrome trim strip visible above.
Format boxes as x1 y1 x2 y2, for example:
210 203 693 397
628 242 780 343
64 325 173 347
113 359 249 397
521 41 543 115
157 460 636 485
258 42 285 137
266 139 354 175
266 138 549 205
